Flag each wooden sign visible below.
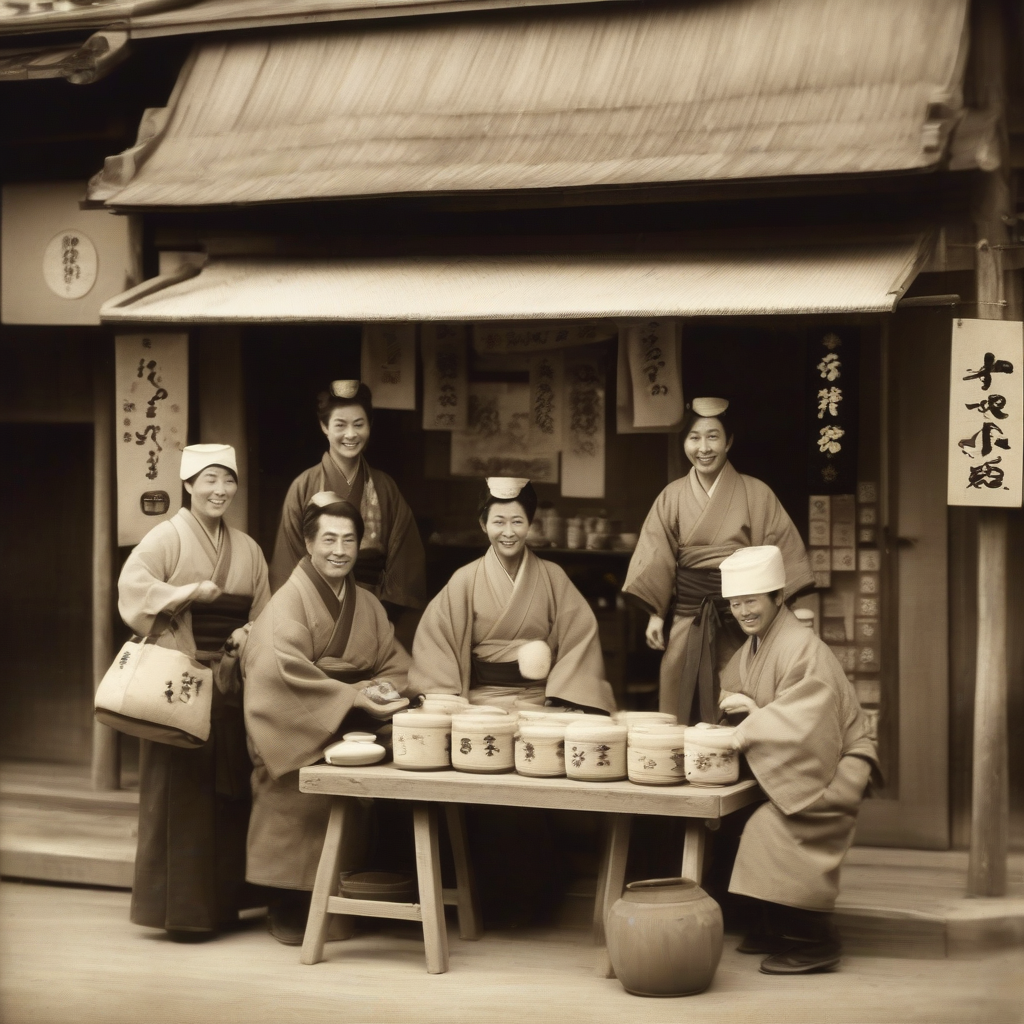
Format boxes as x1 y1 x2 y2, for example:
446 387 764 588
947 318 1023 507
115 334 189 546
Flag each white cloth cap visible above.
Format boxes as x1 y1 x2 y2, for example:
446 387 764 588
690 397 729 418
486 477 530 500
179 443 237 481
719 545 786 598
308 490 344 508
331 380 360 399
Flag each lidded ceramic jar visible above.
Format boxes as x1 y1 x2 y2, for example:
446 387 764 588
450 712 517 773
391 712 452 771
564 720 627 782
605 877 724 997
515 722 568 778
682 723 740 786
627 724 687 786
324 731 387 767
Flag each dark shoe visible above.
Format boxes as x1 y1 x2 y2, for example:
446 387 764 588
736 931 790 955
167 929 215 943
759 941 842 975
266 888 311 946
267 911 306 946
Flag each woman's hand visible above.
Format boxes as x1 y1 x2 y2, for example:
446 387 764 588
354 680 409 719
645 615 666 651
719 690 757 716
192 580 223 604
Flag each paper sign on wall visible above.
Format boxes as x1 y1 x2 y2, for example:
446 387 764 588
562 347 605 498
360 323 417 410
115 334 189 546
616 322 685 433
528 350 564 454
421 323 468 430
947 318 1023 507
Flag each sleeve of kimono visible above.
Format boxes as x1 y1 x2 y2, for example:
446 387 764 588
764 493 814 598
545 565 617 714
117 522 199 635
367 598 411 692
378 478 427 611
407 572 470 698
732 644 847 816
245 535 272 621
242 594 361 779
269 473 309 593
621 484 679 618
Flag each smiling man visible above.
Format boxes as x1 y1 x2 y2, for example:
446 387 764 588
242 493 409 944
716 546 879 976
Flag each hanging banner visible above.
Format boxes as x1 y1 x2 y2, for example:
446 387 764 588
115 333 189 547
473 320 616 355
625 320 684 429
528 350 564 454
450 382 558 482
807 329 859 493
947 318 1023 507
421 323 468 430
562 346 606 498
360 323 416 410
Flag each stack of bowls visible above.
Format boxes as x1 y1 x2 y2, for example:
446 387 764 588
564 719 628 782
391 711 452 771
340 871 417 904
450 710 518 773
627 723 688 786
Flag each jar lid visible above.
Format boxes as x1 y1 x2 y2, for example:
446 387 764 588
629 724 687 741
518 723 569 738
393 711 452 729
564 721 627 742
683 723 737 749
342 732 378 744
452 713 518 733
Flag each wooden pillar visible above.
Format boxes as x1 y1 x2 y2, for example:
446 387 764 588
91 339 120 791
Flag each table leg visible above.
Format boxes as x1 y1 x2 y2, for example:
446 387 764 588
681 818 707 884
594 813 631 946
444 804 481 941
301 796 349 965
413 802 450 974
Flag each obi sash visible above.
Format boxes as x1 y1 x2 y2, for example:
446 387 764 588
353 547 387 592
471 656 529 688
674 566 729 726
191 593 252 660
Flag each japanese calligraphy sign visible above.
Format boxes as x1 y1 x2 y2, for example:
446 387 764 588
360 323 416 410
624 320 684 429
807 330 859 493
947 318 1023 507
528 350 564 453
562 346 606 498
115 334 188 546
472 320 615 354
421 323 468 430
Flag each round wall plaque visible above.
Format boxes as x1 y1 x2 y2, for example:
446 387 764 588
42 230 98 299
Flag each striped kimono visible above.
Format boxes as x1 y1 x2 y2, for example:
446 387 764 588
723 607 879 911
242 557 409 890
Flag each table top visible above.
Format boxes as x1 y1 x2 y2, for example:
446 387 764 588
299 763 761 818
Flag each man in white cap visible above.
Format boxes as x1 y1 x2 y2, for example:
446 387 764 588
715 545 878 975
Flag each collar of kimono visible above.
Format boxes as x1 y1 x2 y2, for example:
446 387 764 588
488 544 523 587
746 602 792 662
325 448 362 487
689 460 727 499
298 554 348 619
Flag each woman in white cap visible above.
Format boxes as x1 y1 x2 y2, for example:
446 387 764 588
268 381 425 645
117 443 270 940
408 478 615 714
623 398 813 725
715 545 878 975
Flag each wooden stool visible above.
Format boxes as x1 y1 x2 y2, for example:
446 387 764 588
300 798 481 973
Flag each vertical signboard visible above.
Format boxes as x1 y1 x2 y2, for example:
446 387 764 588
115 334 189 546
947 318 1023 507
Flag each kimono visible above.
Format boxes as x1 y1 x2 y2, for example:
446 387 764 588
722 606 879 911
117 508 270 933
622 462 812 723
268 452 425 614
242 557 410 890
408 546 616 714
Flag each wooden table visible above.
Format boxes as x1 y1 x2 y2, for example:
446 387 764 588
298 764 762 973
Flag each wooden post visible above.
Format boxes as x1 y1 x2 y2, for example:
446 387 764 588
91 338 120 791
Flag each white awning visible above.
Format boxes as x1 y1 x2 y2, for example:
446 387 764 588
100 239 929 323
88 0 970 207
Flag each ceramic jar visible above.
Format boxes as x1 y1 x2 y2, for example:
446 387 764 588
627 724 688 786
392 712 452 771
324 731 387 767
419 693 470 715
450 713 517 773
564 720 628 782
614 711 678 728
515 722 568 778
605 877 724 996
682 724 740 786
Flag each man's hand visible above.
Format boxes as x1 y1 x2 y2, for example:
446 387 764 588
192 580 223 604
645 615 666 651
719 690 757 716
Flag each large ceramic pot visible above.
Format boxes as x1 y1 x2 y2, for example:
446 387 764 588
564 720 627 782
627 724 687 786
605 878 723 997
450 713 517 773
515 722 567 778
391 712 451 771
682 724 740 786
